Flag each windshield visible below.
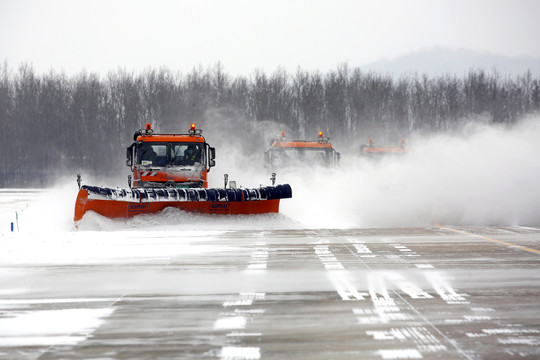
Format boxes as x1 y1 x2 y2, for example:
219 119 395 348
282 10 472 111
137 142 205 167
272 147 332 168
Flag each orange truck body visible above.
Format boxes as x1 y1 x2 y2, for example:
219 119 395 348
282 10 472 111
360 138 407 156
265 132 340 173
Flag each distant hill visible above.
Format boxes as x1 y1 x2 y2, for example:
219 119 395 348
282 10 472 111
360 47 540 78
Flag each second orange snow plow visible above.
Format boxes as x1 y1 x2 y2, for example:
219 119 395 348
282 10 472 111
360 138 407 156
264 131 340 173
74 124 292 222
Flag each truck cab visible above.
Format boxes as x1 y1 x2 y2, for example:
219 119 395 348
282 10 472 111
265 131 340 173
126 123 216 188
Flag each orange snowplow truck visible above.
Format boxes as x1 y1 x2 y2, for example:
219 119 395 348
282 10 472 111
74 123 292 222
126 123 216 188
360 138 406 156
265 131 340 173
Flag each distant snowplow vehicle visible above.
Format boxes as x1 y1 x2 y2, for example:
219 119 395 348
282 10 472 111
74 123 292 222
264 131 340 173
360 138 407 157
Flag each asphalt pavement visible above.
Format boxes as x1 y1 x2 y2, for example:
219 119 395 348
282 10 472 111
1 225 539 359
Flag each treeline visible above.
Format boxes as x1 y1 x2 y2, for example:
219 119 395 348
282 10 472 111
1 62 539 187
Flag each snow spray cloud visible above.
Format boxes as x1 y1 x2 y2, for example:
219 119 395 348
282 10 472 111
178 111 540 228
276 117 540 228
32 113 540 231
196 108 291 189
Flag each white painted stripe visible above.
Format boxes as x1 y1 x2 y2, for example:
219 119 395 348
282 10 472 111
498 338 540 345
482 328 540 335
415 264 434 269
222 293 265 307
329 273 367 301
219 346 261 360
0 336 87 347
324 263 345 270
464 315 492 321
234 309 265 314
354 244 372 254
315 245 368 301
424 272 469 304
368 327 445 353
383 272 433 300
226 332 263 337
240 292 265 300
391 244 421 258
247 263 267 269
471 307 495 312
376 349 422 359
223 300 253 307
245 247 269 273
0 308 113 347
368 273 399 312
465 333 488 338
398 285 433 299
214 316 246 330
315 245 346 271
0 298 117 305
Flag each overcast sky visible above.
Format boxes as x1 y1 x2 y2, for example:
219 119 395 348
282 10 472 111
1 0 539 76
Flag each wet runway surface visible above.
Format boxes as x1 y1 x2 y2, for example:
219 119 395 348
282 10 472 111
1 226 539 359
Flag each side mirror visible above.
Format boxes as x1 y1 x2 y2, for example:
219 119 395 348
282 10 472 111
126 145 133 167
208 147 216 168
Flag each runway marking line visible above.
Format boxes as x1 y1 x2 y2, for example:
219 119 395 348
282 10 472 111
436 226 540 255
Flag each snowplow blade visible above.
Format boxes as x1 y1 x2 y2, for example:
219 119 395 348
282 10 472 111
74 184 292 222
